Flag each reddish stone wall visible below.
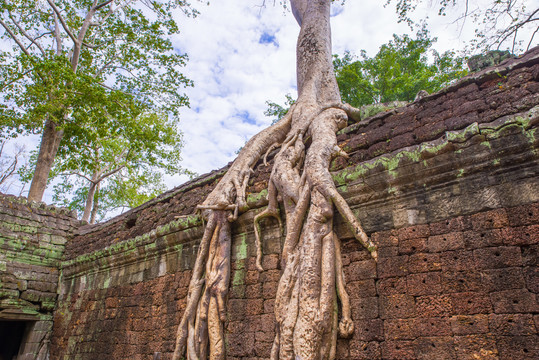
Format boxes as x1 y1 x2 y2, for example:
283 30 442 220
50 204 538 359
50 47 539 359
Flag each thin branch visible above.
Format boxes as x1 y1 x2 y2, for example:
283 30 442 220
95 0 115 11
7 11 46 55
0 19 33 57
527 26 539 51
53 12 62 55
95 53 120 78
82 41 99 49
46 0 78 44
32 31 54 44
0 69 33 92
57 171 94 183
97 164 125 182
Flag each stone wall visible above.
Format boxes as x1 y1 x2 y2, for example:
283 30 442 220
0 195 79 359
47 46 539 359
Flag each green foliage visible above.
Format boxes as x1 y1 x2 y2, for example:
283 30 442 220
0 0 195 137
264 93 296 124
20 103 193 221
0 0 197 216
333 28 467 107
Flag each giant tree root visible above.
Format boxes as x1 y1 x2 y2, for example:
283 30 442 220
172 1 378 359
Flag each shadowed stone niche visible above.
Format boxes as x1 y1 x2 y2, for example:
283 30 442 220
0 195 80 359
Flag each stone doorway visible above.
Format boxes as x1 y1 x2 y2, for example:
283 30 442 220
0 321 28 360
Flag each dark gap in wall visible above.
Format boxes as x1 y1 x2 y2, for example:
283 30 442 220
0 320 28 359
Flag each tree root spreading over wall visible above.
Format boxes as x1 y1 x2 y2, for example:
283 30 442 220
172 1 378 359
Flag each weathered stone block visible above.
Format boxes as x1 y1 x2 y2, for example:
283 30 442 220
353 318 384 341
496 335 539 359
474 246 523 269
442 271 483 293
377 255 409 278
350 296 379 320
379 294 416 319
450 314 489 335
384 318 418 340
439 250 475 271
413 336 456 360
481 267 526 292
450 292 493 315
381 340 415 359
415 294 453 318
489 314 537 335
406 272 442 296
502 225 539 246
453 334 498 360
376 277 407 296
408 253 442 273
347 279 377 298
398 237 427 255
490 289 539 313
347 259 377 280
349 340 381 359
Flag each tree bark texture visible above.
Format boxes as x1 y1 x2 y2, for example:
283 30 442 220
172 1 377 358
27 118 64 202
27 1 99 202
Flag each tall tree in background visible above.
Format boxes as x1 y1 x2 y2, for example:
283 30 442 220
386 0 538 53
334 28 467 107
19 96 189 223
0 0 195 201
267 29 467 123
173 0 378 358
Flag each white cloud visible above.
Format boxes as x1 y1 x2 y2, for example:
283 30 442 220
5 0 518 205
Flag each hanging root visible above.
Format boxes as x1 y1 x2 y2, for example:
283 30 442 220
334 233 354 338
264 142 282 166
173 212 218 360
328 186 378 260
173 210 232 360
254 180 283 272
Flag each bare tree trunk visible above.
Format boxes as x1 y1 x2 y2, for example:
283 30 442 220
27 2 97 202
173 1 377 359
90 182 99 224
27 118 64 201
82 174 98 223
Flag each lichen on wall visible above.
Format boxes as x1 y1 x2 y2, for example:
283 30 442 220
0 195 80 359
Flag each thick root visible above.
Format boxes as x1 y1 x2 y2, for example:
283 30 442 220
173 1 380 358
254 181 283 271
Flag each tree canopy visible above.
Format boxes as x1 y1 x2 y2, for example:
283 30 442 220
0 0 196 201
18 101 190 223
333 28 468 107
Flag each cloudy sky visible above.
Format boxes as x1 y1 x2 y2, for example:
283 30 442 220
0 0 511 202
166 0 475 187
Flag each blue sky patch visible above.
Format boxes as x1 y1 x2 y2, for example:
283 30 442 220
259 32 278 47
236 110 256 125
330 6 344 17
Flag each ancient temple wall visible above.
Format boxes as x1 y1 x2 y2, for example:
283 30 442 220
46 48 539 359
0 195 79 359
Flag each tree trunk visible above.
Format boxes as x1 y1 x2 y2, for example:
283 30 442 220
90 182 100 224
27 118 64 202
27 2 96 202
82 174 98 223
172 1 377 359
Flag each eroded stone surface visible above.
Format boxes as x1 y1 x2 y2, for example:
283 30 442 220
1 47 538 360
